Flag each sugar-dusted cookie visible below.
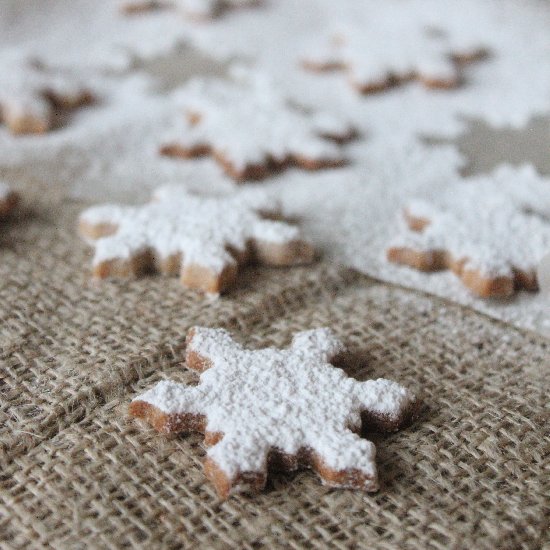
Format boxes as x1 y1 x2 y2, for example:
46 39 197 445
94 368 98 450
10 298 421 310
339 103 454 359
130 327 419 498
79 186 314 294
0 182 19 218
387 165 550 298
160 77 356 181
121 0 257 20
0 53 93 135
303 11 485 94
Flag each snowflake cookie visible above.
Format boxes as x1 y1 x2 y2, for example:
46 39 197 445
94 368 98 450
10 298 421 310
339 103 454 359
78 186 314 294
160 78 356 181
302 9 485 94
130 327 419 498
0 53 93 135
121 0 257 20
387 165 550 298
0 183 19 218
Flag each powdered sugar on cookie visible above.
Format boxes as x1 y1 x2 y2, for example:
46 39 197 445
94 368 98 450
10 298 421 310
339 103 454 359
79 185 314 293
160 76 355 181
387 165 550 297
130 327 418 497
0 51 93 134
302 3 486 93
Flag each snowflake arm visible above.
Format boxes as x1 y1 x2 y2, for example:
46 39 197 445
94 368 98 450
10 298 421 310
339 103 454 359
248 219 314 267
1 91 52 134
289 327 345 363
78 204 135 239
0 54 93 134
353 378 419 432
130 380 206 434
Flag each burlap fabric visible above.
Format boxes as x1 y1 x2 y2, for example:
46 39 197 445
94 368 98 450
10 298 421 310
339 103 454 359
0 185 548 549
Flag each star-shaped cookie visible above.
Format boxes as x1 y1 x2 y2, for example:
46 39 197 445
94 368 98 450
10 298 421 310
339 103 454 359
303 6 485 93
0 53 93 134
387 165 550 298
160 78 355 181
79 186 314 294
130 327 419 498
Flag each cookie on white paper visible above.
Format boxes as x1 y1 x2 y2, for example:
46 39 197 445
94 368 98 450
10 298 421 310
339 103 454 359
160 76 356 181
0 52 94 135
121 0 257 20
130 327 419 498
79 185 314 294
387 165 550 298
302 5 486 93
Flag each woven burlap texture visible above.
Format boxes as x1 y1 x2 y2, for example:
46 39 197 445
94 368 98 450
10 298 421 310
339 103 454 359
0 191 548 550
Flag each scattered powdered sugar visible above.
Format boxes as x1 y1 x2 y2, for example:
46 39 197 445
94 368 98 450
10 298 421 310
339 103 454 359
135 327 416 480
185 0 550 133
389 165 550 277
163 74 352 173
80 185 301 272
